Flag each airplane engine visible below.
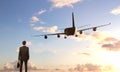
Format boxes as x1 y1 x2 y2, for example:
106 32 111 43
64 36 67 39
75 34 78 37
57 34 60 38
79 30 83 34
44 35 47 39
93 27 97 31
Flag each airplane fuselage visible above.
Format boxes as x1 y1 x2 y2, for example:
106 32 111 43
64 27 75 36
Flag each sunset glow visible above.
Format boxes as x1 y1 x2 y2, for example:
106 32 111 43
0 0 120 72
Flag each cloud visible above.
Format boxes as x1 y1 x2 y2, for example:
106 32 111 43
28 62 39 70
26 41 32 46
72 51 91 56
81 53 91 56
73 31 120 51
1 61 117 72
3 62 13 70
49 0 82 8
83 32 116 42
102 41 120 51
71 32 90 41
31 16 39 23
102 37 118 43
68 63 115 72
16 48 19 53
88 32 120 51
111 6 120 15
92 32 110 40
2 61 39 71
72 31 109 41
33 26 58 33
90 32 120 51
30 9 46 26
74 63 101 72
39 20 46 24
38 9 46 15
30 23 35 26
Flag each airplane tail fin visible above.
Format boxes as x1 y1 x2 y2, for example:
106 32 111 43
72 12 75 27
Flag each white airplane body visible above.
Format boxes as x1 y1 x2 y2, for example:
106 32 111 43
34 12 111 39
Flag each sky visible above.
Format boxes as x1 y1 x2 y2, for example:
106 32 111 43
0 0 120 72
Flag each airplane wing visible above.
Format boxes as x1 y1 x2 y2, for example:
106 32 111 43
33 32 65 39
77 23 111 34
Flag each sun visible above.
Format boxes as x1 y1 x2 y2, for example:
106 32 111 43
99 51 120 71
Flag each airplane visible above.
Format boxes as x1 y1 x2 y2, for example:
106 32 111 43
33 12 111 39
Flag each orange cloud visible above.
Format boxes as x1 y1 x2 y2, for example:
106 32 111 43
74 31 120 51
1 61 118 72
69 63 116 72
2 61 39 71
102 41 120 51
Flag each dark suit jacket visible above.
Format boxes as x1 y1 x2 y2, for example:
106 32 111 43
19 46 29 61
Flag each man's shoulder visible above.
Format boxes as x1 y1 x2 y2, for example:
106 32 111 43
20 46 29 49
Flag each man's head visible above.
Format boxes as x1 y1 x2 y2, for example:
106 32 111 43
22 41 26 45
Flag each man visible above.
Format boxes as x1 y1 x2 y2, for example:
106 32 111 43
18 41 29 72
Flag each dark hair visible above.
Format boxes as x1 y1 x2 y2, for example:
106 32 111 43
22 41 26 45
